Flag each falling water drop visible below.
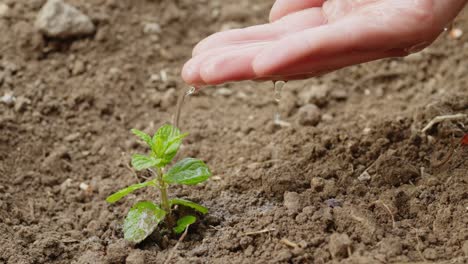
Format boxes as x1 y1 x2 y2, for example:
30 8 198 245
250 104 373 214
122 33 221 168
272 80 291 128
173 86 197 129
273 80 286 102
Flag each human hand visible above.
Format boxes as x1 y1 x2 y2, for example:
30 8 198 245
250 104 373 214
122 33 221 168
182 0 467 86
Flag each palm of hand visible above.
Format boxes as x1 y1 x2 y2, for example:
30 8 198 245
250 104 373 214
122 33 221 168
183 0 464 85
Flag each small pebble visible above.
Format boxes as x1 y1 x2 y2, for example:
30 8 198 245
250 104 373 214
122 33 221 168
79 182 90 191
143 23 161 34
72 60 86 75
449 28 463 39
64 132 81 142
358 171 371 182
215 88 233 97
297 104 321 126
1 92 16 106
329 233 352 258
35 0 95 38
0 3 10 18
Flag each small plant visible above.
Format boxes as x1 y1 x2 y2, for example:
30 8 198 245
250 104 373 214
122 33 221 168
106 124 211 243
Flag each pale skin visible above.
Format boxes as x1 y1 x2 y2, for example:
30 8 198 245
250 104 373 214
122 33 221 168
182 0 467 86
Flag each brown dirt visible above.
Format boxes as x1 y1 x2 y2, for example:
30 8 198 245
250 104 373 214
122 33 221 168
1 1 467 263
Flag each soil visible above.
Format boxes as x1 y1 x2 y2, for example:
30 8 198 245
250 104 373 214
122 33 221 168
0 0 467 263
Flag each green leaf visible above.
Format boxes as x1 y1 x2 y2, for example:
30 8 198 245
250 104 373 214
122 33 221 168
163 158 211 185
152 124 188 166
169 198 208 214
106 180 155 204
173 215 196 234
131 154 162 171
131 129 153 147
124 201 166 243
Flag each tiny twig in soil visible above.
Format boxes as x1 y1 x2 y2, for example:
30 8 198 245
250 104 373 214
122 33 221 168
432 146 456 169
164 226 189 264
421 113 467 133
243 228 276 236
280 238 299 249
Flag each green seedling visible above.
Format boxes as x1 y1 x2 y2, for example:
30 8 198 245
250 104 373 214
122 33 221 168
106 124 211 243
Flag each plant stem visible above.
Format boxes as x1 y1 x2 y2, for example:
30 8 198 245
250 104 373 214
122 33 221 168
156 167 174 228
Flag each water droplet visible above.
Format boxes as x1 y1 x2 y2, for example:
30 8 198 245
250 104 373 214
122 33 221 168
186 86 197 96
272 81 291 128
273 81 286 102
173 87 198 129
444 21 454 32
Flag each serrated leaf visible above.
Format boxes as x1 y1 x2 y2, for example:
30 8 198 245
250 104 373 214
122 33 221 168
152 124 188 166
173 215 196 234
163 158 211 185
131 129 153 147
106 181 155 203
131 154 162 171
169 198 208 214
124 201 166 243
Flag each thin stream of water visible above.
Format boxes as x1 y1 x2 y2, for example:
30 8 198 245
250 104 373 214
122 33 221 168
272 81 287 162
173 86 196 129
273 81 290 127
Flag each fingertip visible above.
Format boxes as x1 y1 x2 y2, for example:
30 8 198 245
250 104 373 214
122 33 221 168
192 40 205 57
199 47 262 85
269 0 282 23
252 45 281 77
199 60 219 85
181 59 205 85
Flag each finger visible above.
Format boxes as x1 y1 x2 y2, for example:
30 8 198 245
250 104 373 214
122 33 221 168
253 2 436 76
433 0 468 28
198 44 267 85
193 8 325 56
271 49 406 78
182 42 268 85
252 49 405 82
269 0 325 22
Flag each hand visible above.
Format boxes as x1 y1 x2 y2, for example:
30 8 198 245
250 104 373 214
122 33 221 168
182 0 467 86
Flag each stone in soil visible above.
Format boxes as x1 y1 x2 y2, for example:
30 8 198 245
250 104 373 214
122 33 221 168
35 0 95 38
283 191 302 212
329 233 352 259
0 3 10 18
297 104 321 126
